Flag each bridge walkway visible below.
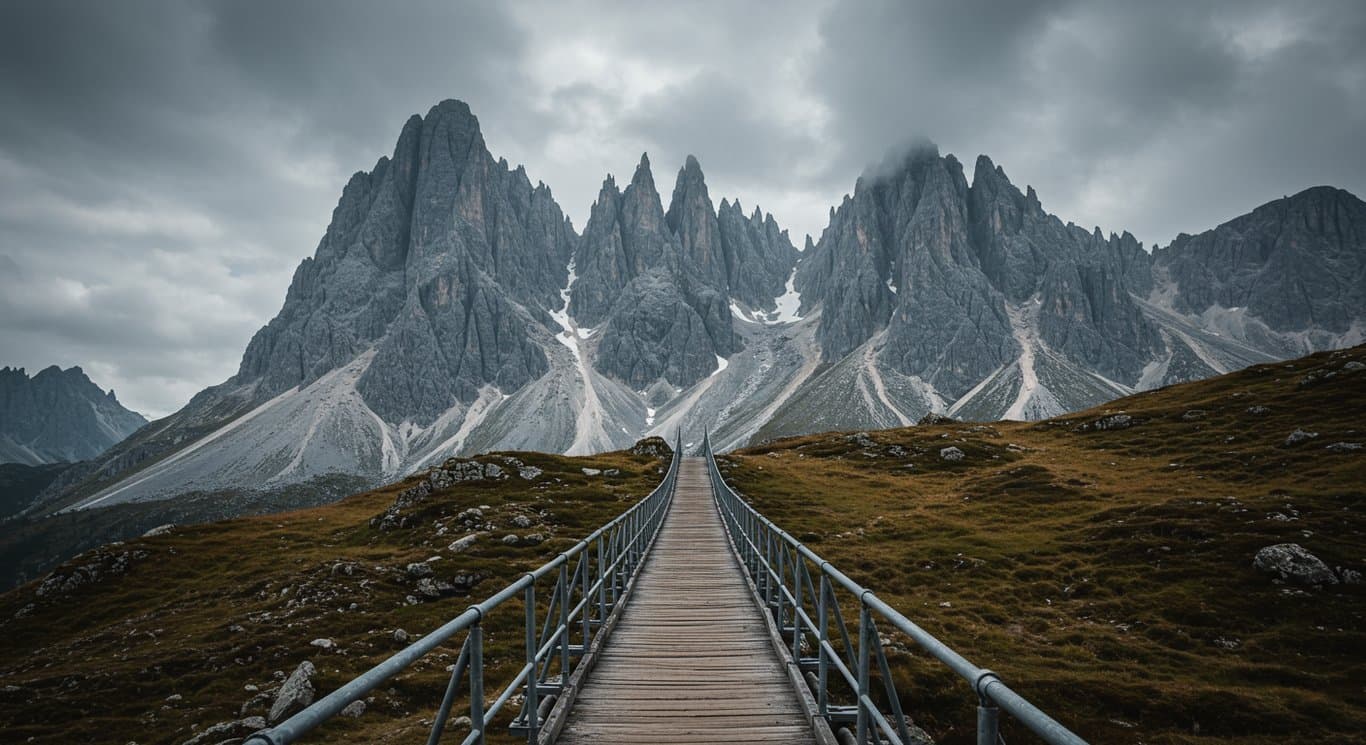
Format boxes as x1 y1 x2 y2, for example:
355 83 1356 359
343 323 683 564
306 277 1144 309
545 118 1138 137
554 457 816 744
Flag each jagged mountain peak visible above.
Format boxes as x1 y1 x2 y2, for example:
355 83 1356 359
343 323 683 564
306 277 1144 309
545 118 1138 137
0 364 147 467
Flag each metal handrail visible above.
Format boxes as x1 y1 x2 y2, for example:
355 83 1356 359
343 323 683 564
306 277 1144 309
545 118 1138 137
702 433 1088 745
245 433 683 745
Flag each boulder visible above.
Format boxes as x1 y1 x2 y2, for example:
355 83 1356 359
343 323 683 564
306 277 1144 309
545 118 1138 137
180 716 268 745
268 661 316 723
1284 429 1319 447
448 533 480 553
939 447 965 462
1253 544 1338 586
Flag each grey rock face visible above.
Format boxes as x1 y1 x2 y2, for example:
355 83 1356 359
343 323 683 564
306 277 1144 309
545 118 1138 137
1253 543 1338 586
797 147 1164 400
237 100 574 424
1155 186 1366 335
0 366 146 466
574 154 741 389
716 199 800 309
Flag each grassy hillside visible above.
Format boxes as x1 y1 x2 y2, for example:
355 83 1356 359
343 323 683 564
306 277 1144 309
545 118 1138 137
0 443 672 744
717 345 1366 744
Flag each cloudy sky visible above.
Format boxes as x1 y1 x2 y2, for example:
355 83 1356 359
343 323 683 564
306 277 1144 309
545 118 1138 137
2 0 1363 418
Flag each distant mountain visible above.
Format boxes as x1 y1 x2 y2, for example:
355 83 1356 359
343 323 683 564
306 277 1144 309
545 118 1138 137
0 366 146 466
37 99 1365 514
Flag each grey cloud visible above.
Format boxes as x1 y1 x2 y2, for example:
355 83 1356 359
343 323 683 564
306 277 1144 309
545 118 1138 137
1 0 1362 417
806 0 1366 244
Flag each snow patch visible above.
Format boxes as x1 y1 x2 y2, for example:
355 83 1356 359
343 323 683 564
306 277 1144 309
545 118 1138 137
711 354 729 377
728 267 804 325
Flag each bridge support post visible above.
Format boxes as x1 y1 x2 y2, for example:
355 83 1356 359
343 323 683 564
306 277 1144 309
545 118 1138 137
470 624 485 745
524 584 539 741
977 703 1000 745
856 604 871 744
817 576 830 718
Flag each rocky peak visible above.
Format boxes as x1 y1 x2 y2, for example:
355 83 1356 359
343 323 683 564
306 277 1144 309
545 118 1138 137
236 98 572 424
1155 185 1366 334
0 364 147 466
665 154 726 288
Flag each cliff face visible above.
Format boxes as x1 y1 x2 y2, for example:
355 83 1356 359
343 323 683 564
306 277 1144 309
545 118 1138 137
1154 186 1366 338
0 366 146 465
237 101 576 424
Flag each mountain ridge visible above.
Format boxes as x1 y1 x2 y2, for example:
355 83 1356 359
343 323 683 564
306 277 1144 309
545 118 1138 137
33 98 1365 515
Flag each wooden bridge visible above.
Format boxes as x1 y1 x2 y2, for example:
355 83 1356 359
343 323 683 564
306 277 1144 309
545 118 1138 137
247 434 1086 745
554 458 819 744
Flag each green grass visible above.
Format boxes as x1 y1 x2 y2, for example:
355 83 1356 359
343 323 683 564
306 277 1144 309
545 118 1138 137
0 444 671 744
717 345 1366 744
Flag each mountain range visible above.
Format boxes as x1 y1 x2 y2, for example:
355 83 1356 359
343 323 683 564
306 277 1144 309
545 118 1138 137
0 366 146 467
32 99 1365 513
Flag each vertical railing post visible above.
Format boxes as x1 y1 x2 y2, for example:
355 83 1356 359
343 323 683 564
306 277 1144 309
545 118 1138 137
524 583 538 741
596 534 607 622
470 623 485 745
775 540 786 627
791 553 803 660
817 576 830 718
559 563 571 684
977 702 1000 745
856 603 871 744
580 552 590 653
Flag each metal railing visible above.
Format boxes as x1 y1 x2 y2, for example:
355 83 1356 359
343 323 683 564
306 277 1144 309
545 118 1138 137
702 434 1088 745
245 433 682 745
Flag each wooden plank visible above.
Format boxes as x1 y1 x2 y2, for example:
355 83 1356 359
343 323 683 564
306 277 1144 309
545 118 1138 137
553 458 817 745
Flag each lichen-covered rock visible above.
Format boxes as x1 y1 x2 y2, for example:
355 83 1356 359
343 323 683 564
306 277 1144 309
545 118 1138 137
1253 544 1338 586
939 447 965 462
268 661 316 723
630 437 673 458
180 715 268 745
1076 413 1133 432
1284 429 1319 447
448 533 481 553
36 548 148 598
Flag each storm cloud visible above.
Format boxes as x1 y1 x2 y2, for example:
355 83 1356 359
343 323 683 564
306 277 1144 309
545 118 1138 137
1 0 1362 417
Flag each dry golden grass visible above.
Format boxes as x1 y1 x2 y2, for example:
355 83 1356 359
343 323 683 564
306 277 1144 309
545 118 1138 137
0 445 670 744
717 345 1366 744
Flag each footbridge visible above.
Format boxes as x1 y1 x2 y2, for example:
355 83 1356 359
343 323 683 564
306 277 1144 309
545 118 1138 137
246 434 1087 745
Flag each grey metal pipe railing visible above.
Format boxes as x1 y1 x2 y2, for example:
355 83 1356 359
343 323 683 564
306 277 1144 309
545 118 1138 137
244 432 682 745
702 433 1088 745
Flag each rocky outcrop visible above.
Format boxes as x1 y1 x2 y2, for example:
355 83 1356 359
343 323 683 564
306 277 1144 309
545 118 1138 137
0 366 146 465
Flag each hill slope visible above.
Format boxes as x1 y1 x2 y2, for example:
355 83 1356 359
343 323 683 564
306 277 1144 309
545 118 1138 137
0 441 673 744
718 344 1366 744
